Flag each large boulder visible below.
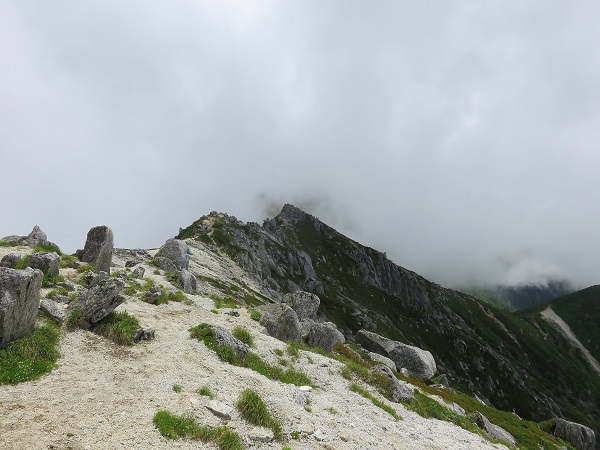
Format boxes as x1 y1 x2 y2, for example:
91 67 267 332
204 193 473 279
282 291 320 321
0 252 23 268
554 418 596 450
155 239 189 271
66 277 125 329
26 226 60 252
388 343 436 381
76 226 114 273
27 252 60 277
355 329 397 355
306 322 345 352
0 267 43 348
257 303 301 343
355 329 436 381
474 412 516 447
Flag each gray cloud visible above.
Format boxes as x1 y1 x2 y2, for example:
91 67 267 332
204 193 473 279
1 1 599 289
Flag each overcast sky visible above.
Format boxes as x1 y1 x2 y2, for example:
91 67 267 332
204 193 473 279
1 1 599 289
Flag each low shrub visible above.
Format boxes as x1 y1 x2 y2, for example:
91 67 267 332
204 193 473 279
0 321 61 384
92 311 140 345
236 389 282 441
197 385 215 399
153 410 243 450
232 326 253 347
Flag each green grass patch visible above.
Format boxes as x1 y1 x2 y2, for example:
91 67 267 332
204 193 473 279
13 255 29 270
156 289 189 305
172 384 182 393
47 287 68 299
152 410 243 450
58 253 77 268
190 323 312 387
197 385 215 399
93 311 140 345
249 310 261 321
236 389 282 441
0 321 61 384
209 294 238 309
76 263 94 273
33 243 62 254
65 308 82 330
42 273 64 287
232 326 253 347
348 383 400 420
0 239 10 247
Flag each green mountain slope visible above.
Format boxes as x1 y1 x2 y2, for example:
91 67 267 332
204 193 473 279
177 204 600 442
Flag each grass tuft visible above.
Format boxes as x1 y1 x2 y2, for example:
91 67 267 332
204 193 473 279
209 294 238 309
232 326 253 347
153 410 243 450
172 384 182 393
33 243 62 254
236 389 282 441
249 310 261 321
93 311 140 345
197 385 215 399
349 383 400 420
0 321 61 384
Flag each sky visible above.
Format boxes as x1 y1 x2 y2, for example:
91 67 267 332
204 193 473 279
1 1 599 289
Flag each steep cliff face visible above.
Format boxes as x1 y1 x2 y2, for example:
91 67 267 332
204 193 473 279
177 204 600 436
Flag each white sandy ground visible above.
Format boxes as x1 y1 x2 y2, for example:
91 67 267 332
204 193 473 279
0 245 507 450
541 306 600 375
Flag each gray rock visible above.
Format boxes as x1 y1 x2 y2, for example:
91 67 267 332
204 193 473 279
355 329 436 381
0 235 25 246
300 318 316 338
40 298 65 322
131 266 145 279
257 303 301 343
437 374 450 387
206 400 233 420
369 352 397 371
370 364 414 403
82 270 108 288
474 412 516 447
27 252 60 277
113 248 152 266
291 387 308 406
154 257 178 272
429 394 465 415
143 285 162 304
133 328 156 342
355 329 397 355
155 238 189 271
66 277 125 329
76 226 114 273
282 290 320 321
554 418 596 450
0 252 22 268
26 225 47 247
306 322 345 352
205 324 249 359
389 343 436 381
0 267 43 348
248 427 274 443
178 268 197 294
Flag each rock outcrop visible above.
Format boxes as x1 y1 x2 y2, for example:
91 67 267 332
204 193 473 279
76 226 114 273
203 324 249 359
0 252 23 268
257 303 301 343
26 252 60 277
0 267 43 348
306 322 345 352
553 418 596 450
370 364 414 403
282 290 320 321
355 329 436 381
155 238 189 271
66 277 125 329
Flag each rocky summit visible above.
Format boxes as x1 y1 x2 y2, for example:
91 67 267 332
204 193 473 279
0 210 598 450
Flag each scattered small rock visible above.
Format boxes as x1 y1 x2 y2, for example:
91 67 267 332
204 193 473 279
205 400 233 420
131 267 145 279
40 299 65 322
248 427 274 443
